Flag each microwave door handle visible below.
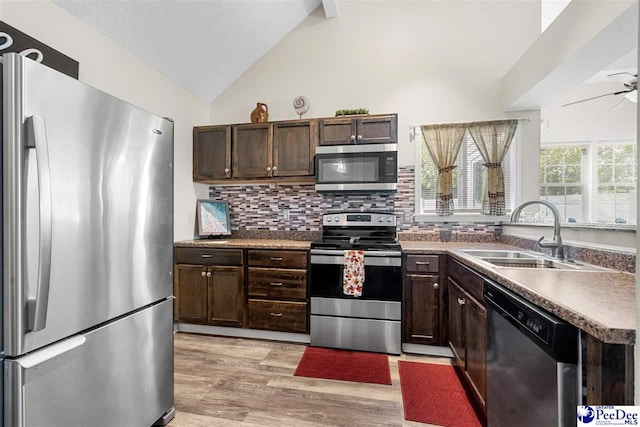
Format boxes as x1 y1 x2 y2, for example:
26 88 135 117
25 115 53 332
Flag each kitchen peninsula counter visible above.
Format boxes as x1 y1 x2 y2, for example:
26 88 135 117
400 241 636 345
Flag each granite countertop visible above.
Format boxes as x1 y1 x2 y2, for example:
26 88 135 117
175 239 311 250
174 238 635 344
400 241 636 345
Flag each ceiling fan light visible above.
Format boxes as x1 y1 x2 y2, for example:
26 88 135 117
624 91 637 103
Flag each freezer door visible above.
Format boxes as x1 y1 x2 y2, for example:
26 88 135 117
4 298 174 427
3 53 174 355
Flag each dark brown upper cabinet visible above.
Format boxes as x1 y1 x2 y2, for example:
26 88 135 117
193 125 231 181
232 123 272 179
272 120 318 177
194 114 395 184
319 113 397 146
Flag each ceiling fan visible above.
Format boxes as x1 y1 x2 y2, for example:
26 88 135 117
561 72 638 107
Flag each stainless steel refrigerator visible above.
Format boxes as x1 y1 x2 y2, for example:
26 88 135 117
1 53 174 426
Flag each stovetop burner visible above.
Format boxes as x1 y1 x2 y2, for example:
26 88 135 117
312 211 400 251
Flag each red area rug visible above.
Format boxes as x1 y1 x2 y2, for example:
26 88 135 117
294 346 392 385
398 361 482 427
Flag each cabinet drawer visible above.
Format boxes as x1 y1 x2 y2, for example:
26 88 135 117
247 299 307 333
405 255 439 273
448 259 484 303
248 268 307 300
175 247 243 266
248 250 308 269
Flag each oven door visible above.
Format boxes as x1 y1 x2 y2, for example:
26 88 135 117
314 144 397 192
309 249 402 301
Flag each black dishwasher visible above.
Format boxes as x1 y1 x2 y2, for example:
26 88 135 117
484 280 580 427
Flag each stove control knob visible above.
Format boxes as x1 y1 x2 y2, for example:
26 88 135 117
378 217 384 222
334 216 340 222
326 217 332 223
387 216 393 222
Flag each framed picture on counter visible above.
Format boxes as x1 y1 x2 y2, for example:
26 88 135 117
196 200 231 237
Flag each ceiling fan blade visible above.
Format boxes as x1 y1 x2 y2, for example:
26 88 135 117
561 88 634 107
607 72 638 85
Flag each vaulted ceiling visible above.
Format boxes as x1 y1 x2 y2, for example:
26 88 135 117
54 0 334 102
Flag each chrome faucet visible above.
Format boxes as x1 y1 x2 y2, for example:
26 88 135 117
510 200 564 259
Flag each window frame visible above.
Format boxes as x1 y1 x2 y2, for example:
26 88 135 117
413 126 517 223
539 139 637 225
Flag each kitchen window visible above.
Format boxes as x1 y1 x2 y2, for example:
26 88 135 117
539 141 637 224
414 128 516 220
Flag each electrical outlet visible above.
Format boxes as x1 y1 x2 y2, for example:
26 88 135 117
404 210 413 223
283 209 290 220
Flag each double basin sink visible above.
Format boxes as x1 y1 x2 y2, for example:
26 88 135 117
460 249 608 271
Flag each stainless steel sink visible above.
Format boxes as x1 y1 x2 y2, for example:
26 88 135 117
481 257 577 269
460 249 537 259
460 249 609 271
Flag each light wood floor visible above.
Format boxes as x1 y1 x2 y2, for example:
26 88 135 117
172 332 453 427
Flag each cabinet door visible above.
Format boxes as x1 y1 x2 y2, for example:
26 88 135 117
193 126 231 181
403 274 439 345
355 114 397 144
465 295 487 408
448 279 466 366
232 124 271 178
272 120 318 177
208 266 245 327
319 117 357 145
175 265 208 324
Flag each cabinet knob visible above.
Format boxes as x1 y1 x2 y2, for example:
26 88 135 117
272 166 277 171
458 298 466 306
267 166 272 172
206 272 212 277
201 271 206 277
433 283 439 289
350 135 356 141
357 134 363 141
224 168 230 173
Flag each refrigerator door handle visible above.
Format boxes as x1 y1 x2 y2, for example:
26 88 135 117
25 115 53 332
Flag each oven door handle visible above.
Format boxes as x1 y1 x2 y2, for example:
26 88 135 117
310 253 401 267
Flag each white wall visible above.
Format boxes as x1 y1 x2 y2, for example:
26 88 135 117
209 1 541 168
0 0 210 241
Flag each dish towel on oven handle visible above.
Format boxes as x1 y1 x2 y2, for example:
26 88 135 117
343 250 365 297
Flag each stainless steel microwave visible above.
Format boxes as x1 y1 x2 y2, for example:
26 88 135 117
314 143 398 192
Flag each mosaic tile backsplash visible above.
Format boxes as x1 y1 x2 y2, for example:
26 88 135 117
208 166 501 238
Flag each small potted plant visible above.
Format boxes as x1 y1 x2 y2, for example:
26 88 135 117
335 108 369 116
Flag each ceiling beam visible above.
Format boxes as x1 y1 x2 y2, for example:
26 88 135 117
322 0 338 18
500 0 637 111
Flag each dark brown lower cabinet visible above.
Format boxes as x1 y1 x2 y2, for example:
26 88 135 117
403 274 440 344
246 249 309 333
174 264 208 324
208 266 245 327
174 247 245 327
585 334 634 404
448 259 487 414
247 299 307 333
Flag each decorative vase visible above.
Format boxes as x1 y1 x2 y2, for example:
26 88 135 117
250 102 269 123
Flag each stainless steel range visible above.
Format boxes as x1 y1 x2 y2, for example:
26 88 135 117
309 211 402 354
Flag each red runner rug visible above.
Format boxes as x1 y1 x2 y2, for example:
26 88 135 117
398 361 482 427
294 346 392 385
